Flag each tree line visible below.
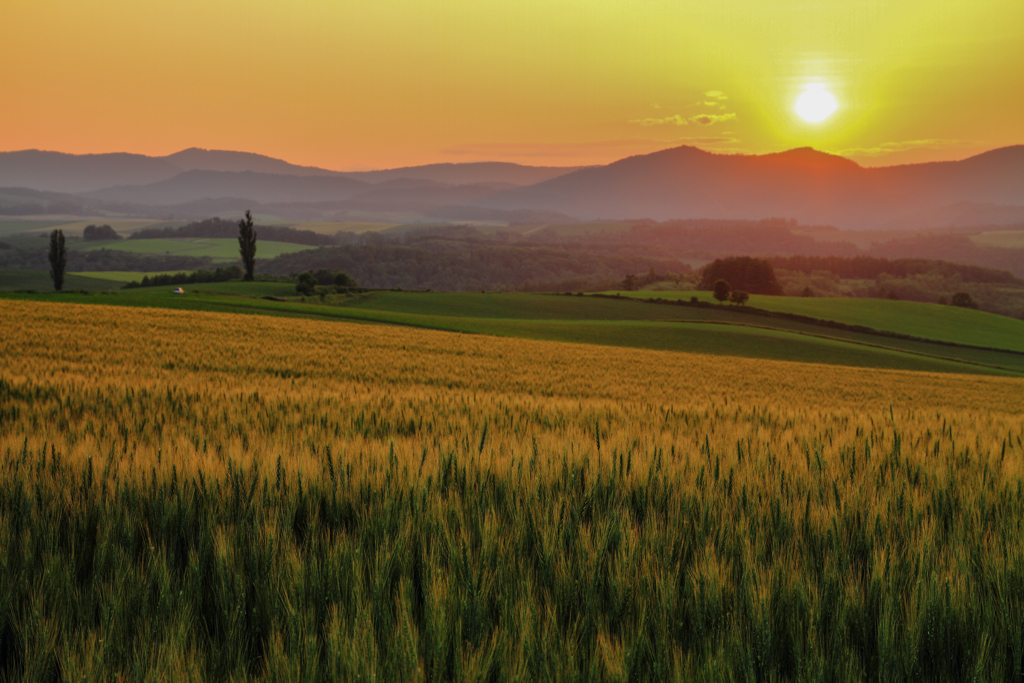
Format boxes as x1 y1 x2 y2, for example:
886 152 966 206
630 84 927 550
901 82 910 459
123 265 245 289
129 217 335 247
259 243 691 292
769 254 1019 284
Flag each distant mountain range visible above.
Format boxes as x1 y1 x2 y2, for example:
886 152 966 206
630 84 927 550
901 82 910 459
0 145 1022 229
479 146 1024 229
0 148 582 194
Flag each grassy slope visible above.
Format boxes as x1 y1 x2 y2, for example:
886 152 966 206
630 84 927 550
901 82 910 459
0 269 122 292
66 271 187 283
72 238 315 261
0 219 73 237
2 286 1022 376
332 291 1024 374
607 289 1024 352
972 229 1024 248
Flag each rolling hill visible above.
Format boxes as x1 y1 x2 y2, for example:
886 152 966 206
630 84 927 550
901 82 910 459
82 170 371 205
0 148 581 195
2 286 1022 376
0 150 180 193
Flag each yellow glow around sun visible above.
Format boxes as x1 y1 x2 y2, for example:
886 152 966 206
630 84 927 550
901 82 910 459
795 85 838 123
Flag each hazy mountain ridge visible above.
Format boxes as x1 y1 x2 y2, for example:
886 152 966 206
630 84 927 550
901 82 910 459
0 151 181 193
1 145 1022 229
478 145 1024 229
163 148 346 177
0 148 582 195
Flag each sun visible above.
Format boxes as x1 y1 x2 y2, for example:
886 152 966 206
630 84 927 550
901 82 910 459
794 85 838 123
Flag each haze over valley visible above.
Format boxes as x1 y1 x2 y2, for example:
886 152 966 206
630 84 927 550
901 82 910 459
2 145 1023 230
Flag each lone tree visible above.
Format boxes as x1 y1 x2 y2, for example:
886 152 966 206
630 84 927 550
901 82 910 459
48 229 66 291
713 279 731 303
951 292 978 309
238 210 257 281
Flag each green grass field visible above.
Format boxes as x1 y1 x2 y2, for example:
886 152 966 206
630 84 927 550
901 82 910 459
606 289 1024 352
4 285 1023 376
65 270 188 283
0 219 75 237
0 219 173 238
71 238 315 261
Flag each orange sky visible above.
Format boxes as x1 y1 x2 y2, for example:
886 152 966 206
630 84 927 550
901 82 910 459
2 0 1021 170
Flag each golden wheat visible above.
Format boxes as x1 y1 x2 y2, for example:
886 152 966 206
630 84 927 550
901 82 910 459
2 299 1023 680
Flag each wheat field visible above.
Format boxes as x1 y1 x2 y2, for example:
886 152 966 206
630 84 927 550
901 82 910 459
1 299 1022 681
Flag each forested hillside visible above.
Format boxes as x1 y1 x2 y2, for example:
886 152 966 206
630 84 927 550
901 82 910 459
261 242 691 292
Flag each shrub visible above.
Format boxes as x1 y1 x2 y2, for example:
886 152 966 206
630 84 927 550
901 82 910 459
296 272 318 296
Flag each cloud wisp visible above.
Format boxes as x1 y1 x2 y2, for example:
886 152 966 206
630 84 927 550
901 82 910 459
631 112 736 126
631 92 735 127
690 113 737 126
835 139 965 157
630 114 690 126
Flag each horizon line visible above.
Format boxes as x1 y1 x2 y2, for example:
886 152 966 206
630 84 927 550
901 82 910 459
1 143 1020 174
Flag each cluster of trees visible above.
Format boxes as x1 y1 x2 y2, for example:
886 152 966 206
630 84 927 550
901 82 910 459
294 270 358 296
82 224 121 241
711 279 749 305
130 217 334 247
123 266 244 289
699 257 783 295
949 292 979 309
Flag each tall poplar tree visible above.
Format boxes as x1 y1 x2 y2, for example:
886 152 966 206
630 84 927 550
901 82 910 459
238 210 257 281
48 229 66 291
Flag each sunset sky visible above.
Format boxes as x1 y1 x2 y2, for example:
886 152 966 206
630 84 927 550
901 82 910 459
2 0 1021 170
